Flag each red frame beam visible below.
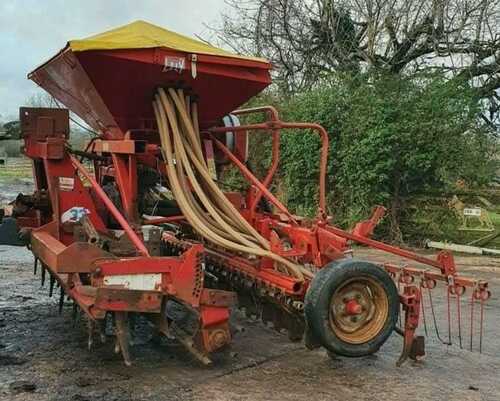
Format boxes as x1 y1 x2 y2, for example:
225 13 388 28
231 106 281 216
70 155 149 256
209 120 329 218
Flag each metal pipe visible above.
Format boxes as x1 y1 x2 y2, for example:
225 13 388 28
323 225 447 273
210 121 330 218
69 155 150 256
280 122 329 218
231 106 281 217
211 135 298 225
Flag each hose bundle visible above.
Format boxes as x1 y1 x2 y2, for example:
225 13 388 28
152 88 312 281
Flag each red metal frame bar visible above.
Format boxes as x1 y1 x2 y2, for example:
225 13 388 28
231 106 281 216
111 153 139 222
384 263 489 295
210 135 298 224
70 155 149 256
209 121 329 218
323 224 455 275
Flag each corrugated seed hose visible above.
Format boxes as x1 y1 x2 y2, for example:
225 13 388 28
153 88 312 281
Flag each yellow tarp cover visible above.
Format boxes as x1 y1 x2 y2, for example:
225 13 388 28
68 20 267 63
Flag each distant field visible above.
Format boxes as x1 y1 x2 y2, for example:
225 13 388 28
0 157 32 182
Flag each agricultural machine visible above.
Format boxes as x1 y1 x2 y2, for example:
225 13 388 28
0 21 491 366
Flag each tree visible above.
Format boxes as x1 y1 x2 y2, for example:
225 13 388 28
276 72 496 242
210 0 500 125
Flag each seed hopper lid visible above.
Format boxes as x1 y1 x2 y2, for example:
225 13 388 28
28 20 272 136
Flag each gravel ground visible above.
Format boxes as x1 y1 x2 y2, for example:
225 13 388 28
1 244 500 401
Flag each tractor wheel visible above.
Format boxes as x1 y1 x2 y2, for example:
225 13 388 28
305 259 399 357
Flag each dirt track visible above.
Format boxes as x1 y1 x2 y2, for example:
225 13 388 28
1 245 500 401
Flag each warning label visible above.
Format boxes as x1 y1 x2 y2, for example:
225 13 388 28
59 177 75 191
163 56 185 73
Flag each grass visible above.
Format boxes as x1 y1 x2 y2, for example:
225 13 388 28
0 158 33 183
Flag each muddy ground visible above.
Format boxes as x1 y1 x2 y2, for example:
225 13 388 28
1 174 500 400
2 247 500 401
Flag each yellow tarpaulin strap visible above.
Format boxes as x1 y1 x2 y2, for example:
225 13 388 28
68 20 267 63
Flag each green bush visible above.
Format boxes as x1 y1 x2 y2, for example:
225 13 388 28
244 72 497 243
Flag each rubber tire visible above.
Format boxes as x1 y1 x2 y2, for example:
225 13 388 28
305 258 399 357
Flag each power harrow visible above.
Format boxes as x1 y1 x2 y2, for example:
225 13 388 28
0 21 491 366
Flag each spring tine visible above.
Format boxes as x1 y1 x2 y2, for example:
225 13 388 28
49 275 55 297
420 282 428 337
447 287 452 345
98 319 107 344
272 307 285 332
456 292 462 349
427 286 450 345
41 266 46 287
115 312 132 366
58 287 65 314
397 275 402 329
479 298 485 353
33 257 38 275
287 316 305 342
72 301 79 325
261 303 274 326
87 318 95 351
469 290 474 352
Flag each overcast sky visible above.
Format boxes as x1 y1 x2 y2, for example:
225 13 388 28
0 0 227 121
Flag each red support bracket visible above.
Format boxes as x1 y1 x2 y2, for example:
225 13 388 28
352 206 386 238
397 285 425 366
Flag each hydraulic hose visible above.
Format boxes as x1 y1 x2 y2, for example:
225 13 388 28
153 89 312 280
165 88 266 242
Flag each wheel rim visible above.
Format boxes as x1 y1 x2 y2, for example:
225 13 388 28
329 276 389 345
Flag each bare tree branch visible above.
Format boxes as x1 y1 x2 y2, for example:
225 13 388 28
207 0 500 99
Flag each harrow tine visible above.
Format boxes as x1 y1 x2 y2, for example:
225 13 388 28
58 287 64 314
261 303 274 326
115 312 132 366
446 288 452 345
419 281 428 337
41 265 46 287
87 318 95 351
286 315 305 342
49 275 55 297
239 292 258 318
98 319 107 344
469 290 474 352
456 290 463 349
72 301 80 326
426 285 450 345
397 276 402 329
479 298 485 353
170 322 212 365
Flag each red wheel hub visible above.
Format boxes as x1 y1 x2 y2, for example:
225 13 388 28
344 299 363 315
